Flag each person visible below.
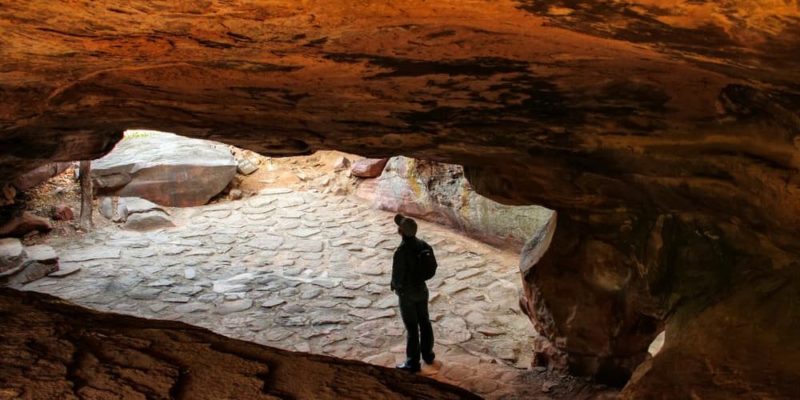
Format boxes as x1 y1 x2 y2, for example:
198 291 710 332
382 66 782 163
391 213 435 372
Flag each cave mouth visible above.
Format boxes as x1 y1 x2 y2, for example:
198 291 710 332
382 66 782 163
6 130 594 398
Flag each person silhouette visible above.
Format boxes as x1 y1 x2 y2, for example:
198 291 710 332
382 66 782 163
391 214 435 372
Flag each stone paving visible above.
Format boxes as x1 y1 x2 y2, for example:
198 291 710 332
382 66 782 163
21 189 584 399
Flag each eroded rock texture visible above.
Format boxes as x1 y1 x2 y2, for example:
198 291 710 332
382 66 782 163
358 156 554 249
1 0 800 397
0 288 478 400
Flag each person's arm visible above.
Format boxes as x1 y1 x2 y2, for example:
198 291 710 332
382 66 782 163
391 248 407 292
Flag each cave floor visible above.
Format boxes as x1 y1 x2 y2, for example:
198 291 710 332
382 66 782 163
21 189 613 399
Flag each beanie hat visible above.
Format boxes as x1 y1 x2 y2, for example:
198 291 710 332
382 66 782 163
394 213 418 237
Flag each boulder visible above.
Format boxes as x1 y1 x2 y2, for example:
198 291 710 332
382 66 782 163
124 197 166 215
0 238 25 273
124 210 174 231
0 244 58 286
51 204 74 221
333 156 351 172
99 197 128 222
25 245 58 265
351 158 388 178
0 212 52 238
12 162 71 191
92 131 236 207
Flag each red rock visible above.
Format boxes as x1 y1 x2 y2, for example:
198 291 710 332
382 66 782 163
0 212 52 238
333 156 351 171
51 204 74 221
351 158 388 178
12 162 71 191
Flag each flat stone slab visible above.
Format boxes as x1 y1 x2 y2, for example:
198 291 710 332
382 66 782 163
349 308 396 321
175 303 212 313
215 299 253 315
127 288 163 300
61 247 121 262
24 245 57 264
438 316 472 344
260 298 286 308
246 236 284 251
124 210 174 231
259 327 294 342
0 238 24 268
48 264 81 277
258 188 293 196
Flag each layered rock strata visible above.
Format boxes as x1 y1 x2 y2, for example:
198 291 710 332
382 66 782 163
1 0 799 396
359 157 554 249
0 288 479 400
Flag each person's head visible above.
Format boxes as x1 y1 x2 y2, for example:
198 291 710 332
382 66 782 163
394 213 417 238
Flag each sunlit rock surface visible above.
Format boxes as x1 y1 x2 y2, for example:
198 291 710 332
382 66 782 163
359 156 554 249
1 0 799 396
92 131 236 207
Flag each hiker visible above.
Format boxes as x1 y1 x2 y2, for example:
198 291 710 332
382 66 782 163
391 213 437 372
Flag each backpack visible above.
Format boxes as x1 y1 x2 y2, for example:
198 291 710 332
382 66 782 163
416 243 437 281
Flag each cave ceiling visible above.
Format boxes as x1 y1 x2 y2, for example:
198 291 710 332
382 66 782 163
0 0 799 244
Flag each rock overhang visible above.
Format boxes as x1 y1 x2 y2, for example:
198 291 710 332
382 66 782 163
1 0 799 397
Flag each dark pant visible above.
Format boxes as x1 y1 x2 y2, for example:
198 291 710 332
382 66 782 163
398 294 434 364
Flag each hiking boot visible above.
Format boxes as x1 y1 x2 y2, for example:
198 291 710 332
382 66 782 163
396 361 421 373
422 352 436 365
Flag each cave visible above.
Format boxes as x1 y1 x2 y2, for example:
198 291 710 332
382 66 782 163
2 1 800 399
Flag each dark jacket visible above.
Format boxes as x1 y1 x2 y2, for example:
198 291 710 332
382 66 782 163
391 236 431 299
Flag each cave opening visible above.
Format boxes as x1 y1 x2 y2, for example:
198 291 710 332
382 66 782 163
3 130 604 398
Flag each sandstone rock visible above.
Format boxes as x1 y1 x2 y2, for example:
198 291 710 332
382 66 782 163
12 162 70 191
51 204 74 221
333 156 351 171
349 308 396 321
99 197 129 222
0 212 52 238
61 247 120 262
1 261 57 286
260 298 286 308
1 1 800 396
1 289 478 399
351 158 388 178
229 189 243 200
25 245 57 264
438 316 471 345
0 238 24 273
124 197 166 215
124 210 174 231
216 299 253 315
48 264 81 277
92 131 236 207
127 288 163 300
1 244 58 285
363 157 554 249
236 158 258 175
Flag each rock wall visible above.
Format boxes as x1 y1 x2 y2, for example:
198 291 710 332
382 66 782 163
1 0 799 397
359 157 554 250
0 288 479 400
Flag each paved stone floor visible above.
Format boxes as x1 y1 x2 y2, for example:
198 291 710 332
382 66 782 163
22 189 607 399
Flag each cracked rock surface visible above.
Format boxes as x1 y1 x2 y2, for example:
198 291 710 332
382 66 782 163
0 288 479 400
